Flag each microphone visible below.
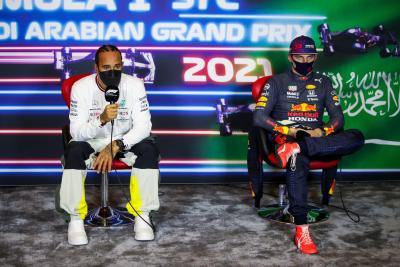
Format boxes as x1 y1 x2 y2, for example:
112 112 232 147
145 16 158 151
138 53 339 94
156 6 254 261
105 85 119 104
104 85 119 126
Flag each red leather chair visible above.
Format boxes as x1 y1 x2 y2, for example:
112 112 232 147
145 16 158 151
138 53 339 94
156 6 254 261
251 76 339 224
61 73 135 227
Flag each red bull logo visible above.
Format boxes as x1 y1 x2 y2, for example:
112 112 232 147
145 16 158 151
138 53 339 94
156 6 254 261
329 179 336 195
273 125 289 135
324 127 334 136
291 103 317 112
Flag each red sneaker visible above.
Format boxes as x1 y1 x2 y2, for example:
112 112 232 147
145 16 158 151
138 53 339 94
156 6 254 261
295 225 318 254
275 142 300 168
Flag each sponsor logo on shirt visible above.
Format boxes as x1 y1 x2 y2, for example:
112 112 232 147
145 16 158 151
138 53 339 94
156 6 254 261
258 96 268 102
287 91 300 99
332 95 340 106
306 84 316 90
139 95 149 112
120 99 126 108
117 107 130 121
314 78 323 83
256 101 267 107
273 125 289 135
288 85 297 91
291 103 317 112
287 103 319 122
307 90 317 97
262 83 271 96
261 91 269 97
287 115 319 122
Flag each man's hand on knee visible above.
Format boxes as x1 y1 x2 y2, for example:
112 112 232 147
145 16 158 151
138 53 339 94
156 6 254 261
306 128 324 138
288 127 299 138
93 142 120 173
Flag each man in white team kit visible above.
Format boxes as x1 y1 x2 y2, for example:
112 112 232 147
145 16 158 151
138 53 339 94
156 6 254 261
59 45 160 245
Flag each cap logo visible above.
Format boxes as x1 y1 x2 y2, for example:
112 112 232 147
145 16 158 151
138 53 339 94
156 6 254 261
293 43 302 49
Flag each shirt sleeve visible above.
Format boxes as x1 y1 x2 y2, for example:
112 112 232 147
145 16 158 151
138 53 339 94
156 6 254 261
253 78 290 135
69 81 104 141
322 77 344 135
121 79 152 149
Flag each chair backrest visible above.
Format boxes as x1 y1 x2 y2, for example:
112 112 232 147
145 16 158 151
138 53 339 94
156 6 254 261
251 76 272 102
61 73 92 108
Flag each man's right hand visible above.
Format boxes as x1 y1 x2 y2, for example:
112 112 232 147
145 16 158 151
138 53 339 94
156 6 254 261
100 103 119 124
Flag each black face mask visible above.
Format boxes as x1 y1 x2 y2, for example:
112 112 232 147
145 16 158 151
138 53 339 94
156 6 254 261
292 58 314 76
99 69 121 87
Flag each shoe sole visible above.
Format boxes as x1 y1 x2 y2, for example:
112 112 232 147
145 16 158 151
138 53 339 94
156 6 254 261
294 239 318 254
135 235 155 241
297 249 318 255
68 239 88 246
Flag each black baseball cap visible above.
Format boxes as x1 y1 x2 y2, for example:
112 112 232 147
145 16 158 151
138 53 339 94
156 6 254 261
289 35 317 54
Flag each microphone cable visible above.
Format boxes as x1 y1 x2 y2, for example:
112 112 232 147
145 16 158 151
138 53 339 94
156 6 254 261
324 165 360 223
109 118 156 232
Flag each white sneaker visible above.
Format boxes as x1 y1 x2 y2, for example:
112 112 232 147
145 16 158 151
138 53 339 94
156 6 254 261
134 213 154 241
68 219 88 246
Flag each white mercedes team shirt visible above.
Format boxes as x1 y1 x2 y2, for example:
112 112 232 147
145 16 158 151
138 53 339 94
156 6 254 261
69 73 151 150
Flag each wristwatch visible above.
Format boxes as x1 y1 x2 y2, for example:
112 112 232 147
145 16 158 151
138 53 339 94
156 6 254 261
114 139 125 152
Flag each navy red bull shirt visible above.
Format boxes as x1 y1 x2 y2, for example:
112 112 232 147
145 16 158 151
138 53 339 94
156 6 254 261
253 70 344 136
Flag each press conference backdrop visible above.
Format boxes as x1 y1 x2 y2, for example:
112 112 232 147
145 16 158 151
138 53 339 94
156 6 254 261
0 0 399 184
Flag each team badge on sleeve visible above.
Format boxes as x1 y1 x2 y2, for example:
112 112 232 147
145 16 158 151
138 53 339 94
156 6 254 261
261 83 271 96
273 125 289 135
332 94 340 106
258 96 268 102
139 95 149 112
256 96 268 108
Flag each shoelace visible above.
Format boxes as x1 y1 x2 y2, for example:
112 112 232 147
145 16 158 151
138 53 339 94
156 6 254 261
290 152 298 171
298 227 313 245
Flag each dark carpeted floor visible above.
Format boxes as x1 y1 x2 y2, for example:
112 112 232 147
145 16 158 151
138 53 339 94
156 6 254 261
0 182 399 266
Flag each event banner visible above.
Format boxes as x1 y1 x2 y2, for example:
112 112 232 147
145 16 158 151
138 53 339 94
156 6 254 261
0 0 399 184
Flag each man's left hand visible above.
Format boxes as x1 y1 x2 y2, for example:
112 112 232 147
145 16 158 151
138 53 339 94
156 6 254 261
93 141 121 173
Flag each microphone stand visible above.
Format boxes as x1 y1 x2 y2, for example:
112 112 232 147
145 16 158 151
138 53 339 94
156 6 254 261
84 102 135 227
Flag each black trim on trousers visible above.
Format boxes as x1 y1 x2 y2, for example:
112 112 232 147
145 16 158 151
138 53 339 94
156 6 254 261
63 137 160 170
